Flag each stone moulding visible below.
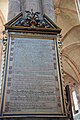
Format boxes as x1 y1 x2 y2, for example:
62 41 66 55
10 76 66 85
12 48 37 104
5 10 61 35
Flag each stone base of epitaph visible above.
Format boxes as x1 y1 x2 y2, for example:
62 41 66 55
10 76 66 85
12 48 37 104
4 118 70 120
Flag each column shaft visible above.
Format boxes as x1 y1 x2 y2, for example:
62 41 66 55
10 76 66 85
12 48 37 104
24 0 42 18
8 0 20 20
42 0 55 21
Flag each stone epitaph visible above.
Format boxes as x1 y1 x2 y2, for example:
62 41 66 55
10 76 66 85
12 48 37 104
4 37 63 114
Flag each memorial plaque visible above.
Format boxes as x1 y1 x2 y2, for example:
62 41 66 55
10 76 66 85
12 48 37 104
2 35 65 116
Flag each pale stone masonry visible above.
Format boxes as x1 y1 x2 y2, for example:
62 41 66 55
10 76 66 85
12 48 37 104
24 0 42 13
8 0 20 20
8 0 55 21
42 0 55 21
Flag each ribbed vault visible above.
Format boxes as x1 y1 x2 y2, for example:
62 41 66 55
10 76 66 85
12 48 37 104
54 0 79 36
54 0 80 84
54 0 80 111
62 25 80 85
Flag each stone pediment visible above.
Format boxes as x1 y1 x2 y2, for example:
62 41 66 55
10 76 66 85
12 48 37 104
5 10 61 35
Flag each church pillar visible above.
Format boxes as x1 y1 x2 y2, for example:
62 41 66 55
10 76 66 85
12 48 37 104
24 0 42 18
42 0 55 21
8 0 20 20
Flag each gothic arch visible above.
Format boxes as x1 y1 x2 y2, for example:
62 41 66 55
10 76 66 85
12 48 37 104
63 71 78 86
59 25 80 86
61 25 80 42
62 42 80 53
62 54 80 83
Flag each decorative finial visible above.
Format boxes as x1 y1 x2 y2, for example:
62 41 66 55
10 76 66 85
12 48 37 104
15 9 50 28
25 9 40 21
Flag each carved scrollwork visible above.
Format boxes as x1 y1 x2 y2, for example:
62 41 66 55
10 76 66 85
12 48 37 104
15 9 51 28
